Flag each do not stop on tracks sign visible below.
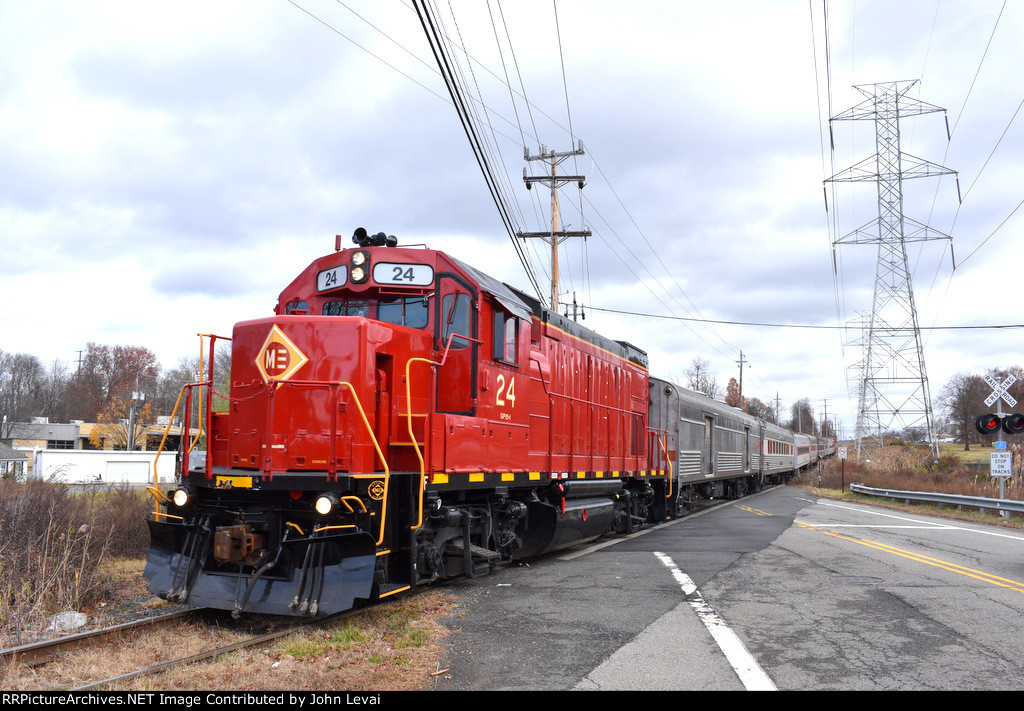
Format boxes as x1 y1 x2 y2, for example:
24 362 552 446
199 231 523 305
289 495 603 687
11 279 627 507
991 451 1012 478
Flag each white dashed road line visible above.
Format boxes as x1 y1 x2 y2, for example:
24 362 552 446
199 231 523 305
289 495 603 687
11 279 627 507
654 551 776 691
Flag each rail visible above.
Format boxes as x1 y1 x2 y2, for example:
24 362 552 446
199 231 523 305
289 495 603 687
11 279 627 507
849 483 1024 514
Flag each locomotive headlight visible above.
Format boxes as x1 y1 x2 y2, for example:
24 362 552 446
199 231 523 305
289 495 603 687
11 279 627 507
315 493 341 516
350 251 369 283
171 486 193 508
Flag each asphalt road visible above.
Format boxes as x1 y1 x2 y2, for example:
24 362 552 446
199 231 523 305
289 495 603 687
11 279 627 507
429 485 1024 691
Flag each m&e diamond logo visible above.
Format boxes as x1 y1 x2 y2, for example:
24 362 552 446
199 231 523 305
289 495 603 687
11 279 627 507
255 325 309 383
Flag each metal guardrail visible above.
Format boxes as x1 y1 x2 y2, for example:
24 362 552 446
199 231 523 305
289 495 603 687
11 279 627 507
849 483 1024 514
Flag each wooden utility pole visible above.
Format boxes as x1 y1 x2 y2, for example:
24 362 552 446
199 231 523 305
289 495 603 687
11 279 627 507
736 350 747 408
518 141 591 311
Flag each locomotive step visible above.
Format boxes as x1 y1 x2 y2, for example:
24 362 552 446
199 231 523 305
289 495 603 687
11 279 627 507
446 542 502 563
377 582 408 596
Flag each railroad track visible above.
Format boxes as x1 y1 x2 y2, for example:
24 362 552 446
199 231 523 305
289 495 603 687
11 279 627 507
1 606 349 690
0 609 196 666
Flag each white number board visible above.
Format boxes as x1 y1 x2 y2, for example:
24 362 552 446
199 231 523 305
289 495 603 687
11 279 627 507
316 266 347 292
373 262 434 286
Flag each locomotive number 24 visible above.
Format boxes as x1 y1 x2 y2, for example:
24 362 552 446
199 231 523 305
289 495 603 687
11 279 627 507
495 374 516 408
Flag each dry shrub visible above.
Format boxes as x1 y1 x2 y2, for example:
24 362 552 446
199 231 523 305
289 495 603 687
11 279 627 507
0 479 150 644
82 486 152 558
867 445 925 474
797 443 1024 503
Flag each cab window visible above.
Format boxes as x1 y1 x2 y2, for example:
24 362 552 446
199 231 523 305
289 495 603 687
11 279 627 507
379 296 429 329
442 293 471 349
492 309 518 364
323 300 369 317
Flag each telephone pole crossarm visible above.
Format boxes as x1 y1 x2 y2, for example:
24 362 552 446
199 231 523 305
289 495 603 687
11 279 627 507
520 140 589 310
517 229 591 243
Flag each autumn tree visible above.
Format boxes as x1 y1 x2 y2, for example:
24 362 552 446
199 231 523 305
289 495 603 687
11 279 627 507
89 387 155 450
154 356 201 416
724 377 745 410
38 358 72 423
67 343 160 421
820 419 836 439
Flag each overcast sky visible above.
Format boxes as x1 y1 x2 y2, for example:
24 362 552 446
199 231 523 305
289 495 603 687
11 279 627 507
1 1 1021 438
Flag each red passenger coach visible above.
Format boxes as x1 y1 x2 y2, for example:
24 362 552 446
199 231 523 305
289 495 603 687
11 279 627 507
145 231 670 617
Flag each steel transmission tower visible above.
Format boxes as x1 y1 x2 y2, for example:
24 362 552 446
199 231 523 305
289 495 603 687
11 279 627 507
826 81 956 463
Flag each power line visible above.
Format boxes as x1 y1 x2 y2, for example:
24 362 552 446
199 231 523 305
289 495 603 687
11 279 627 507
412 0 543 300
579 303 1024 331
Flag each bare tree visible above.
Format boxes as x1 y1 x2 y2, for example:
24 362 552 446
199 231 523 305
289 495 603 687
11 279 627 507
745 396 777 424
686 357 720 400
788 398 817 435
937 371 989 450
39 359 72 423
0 351 45 439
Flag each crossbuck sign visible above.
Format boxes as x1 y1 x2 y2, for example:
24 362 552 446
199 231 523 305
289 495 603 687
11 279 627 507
984 374 1017 409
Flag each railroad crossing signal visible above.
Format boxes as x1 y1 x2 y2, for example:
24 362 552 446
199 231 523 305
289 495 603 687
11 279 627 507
976 374 1024 435
984 374 1016 408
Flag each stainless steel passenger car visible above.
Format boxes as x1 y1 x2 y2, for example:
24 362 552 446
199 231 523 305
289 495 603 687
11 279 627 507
793 433 816 470
816 436 837 460
649 377 797 504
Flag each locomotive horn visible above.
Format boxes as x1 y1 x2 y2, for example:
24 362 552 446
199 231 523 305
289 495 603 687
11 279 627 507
352 227 368 245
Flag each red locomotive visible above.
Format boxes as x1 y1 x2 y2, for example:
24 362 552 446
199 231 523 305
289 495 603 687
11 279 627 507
145 230 672 616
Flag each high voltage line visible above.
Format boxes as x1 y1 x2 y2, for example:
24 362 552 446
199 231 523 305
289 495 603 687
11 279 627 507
580 304 1024 331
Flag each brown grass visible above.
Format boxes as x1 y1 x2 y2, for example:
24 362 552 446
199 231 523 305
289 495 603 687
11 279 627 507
1 591 457 691
794 443 1024 524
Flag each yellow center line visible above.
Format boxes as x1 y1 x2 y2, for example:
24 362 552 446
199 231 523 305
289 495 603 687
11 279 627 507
796 521 1024 594
734 504 771 517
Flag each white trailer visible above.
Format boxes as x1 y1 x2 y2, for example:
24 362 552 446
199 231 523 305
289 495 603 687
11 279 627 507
31 449 178 485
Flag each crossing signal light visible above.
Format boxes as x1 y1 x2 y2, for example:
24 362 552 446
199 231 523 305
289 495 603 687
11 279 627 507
975 413 1024 435
976 414 1001 435
1003 413 1024 435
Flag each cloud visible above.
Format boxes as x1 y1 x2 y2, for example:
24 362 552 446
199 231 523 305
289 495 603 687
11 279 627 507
0 0 1021 439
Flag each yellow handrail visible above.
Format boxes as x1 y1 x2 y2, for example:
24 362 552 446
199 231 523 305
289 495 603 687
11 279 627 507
268 379 389 545
404 356 435 533
658 433 674 506
340 495 368 513
403 330 476 532
189 335 207 455
336 380 391 547
149 386 186 516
